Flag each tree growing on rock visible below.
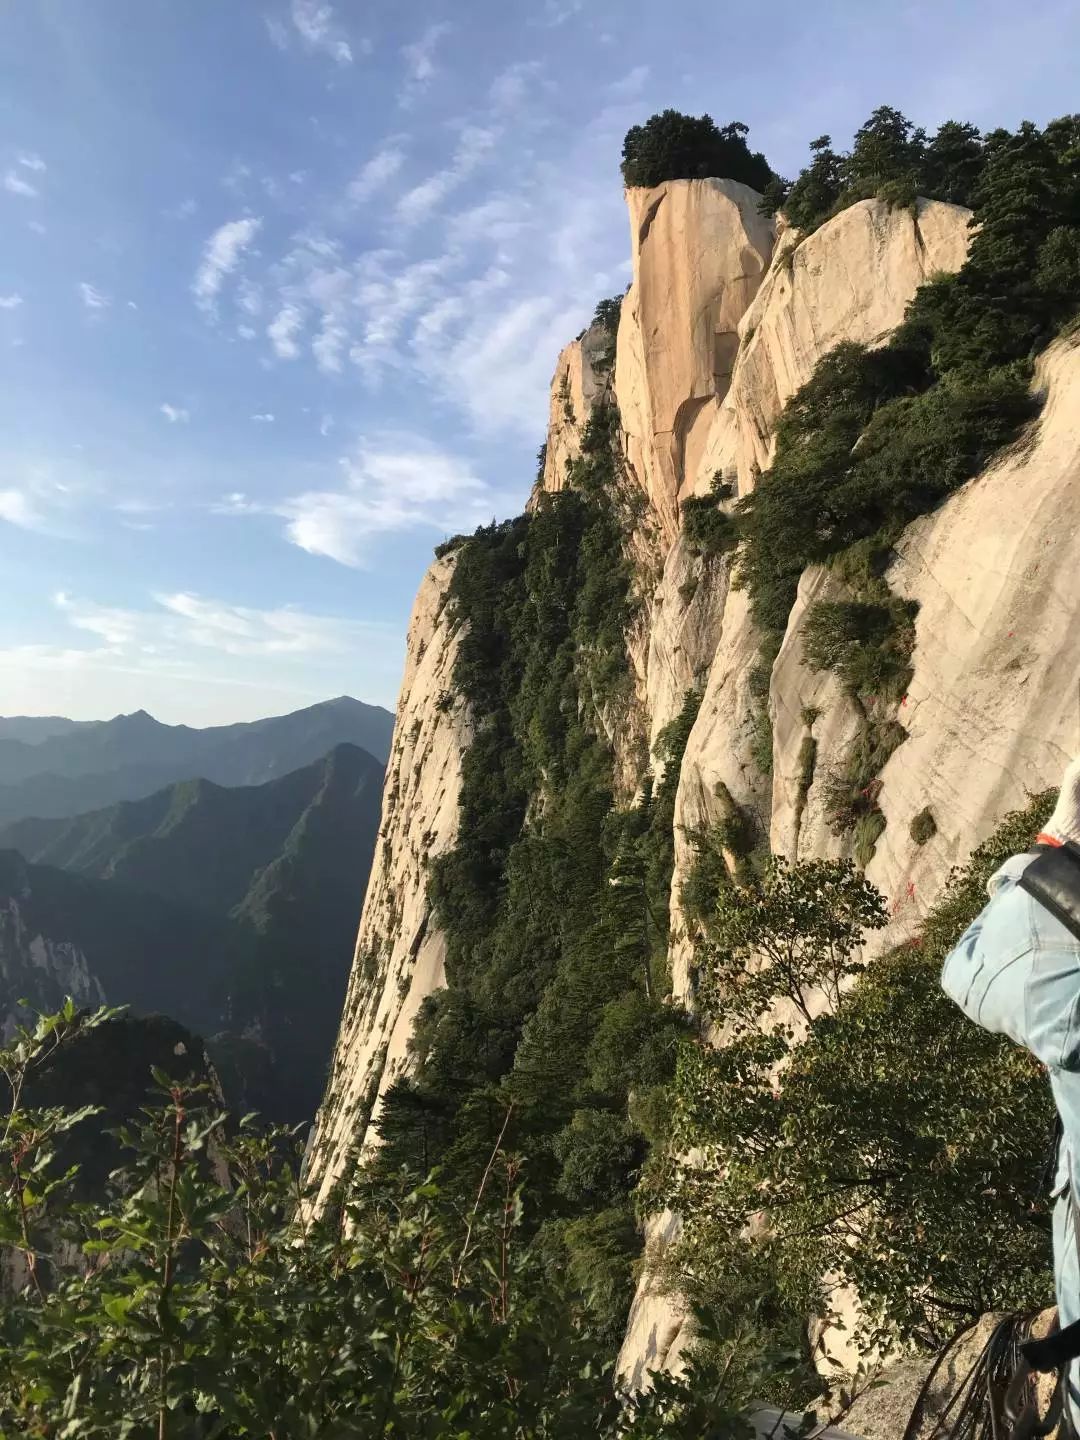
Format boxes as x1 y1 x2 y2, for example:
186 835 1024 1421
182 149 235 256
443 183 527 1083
621 111 775 192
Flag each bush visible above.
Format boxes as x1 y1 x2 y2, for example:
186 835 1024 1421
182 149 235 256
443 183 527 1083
668 795 1057 1357
685 480 743 552
621 111 775 192
910 806 938 845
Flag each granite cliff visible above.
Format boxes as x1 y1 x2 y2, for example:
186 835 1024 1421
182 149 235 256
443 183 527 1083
308 149 1080 1389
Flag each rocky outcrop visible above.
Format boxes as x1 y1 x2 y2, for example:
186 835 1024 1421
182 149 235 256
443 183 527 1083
305 554 469 1210
0 871 103 1038
693 197 973 498
615 179 775 545
541 320 614 494
666 195 974 970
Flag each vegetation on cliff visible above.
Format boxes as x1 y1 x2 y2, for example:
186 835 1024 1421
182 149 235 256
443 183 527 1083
372 405 692 1347
737 109 1080 849
0 1005 752 1437
621 111 775 191
661 794 1056 1367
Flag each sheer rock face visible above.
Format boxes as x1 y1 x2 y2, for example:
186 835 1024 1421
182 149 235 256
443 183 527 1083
311 177 1080 1389
306 554 468 1211
540 320 613 496
615 179 775 546
692 197 973 498
0 888 103 1039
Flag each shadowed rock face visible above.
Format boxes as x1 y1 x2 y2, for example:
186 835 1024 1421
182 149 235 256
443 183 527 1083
305 554 470 1211
309 176 1080 1387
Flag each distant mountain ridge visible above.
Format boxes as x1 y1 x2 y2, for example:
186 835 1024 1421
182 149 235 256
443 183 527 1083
0 742 384 1123
0 716 88 744
0 696 394 825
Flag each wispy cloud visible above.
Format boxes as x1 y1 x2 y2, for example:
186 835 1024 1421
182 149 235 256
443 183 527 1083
165 197 198 220
290 0 352 64
0 294 23 310
396 125 497 226
489 60 543 112
4 170 38 198
251 412 276 422
607 64 650 100
55 590 140 645
160 403 190 424
267 302 304 358
265 15 290 50
79 282 111 311
399 22 451 107
53 588 381 661
347 142 406 204
193 216 262 314
18 153 46 172
536 0 584 25
276 435 493 566
0 489 46 530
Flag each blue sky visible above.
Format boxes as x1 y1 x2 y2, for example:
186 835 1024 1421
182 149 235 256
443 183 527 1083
1 0 1078 725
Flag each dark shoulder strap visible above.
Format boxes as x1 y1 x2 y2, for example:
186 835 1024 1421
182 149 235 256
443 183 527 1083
1017 843 1080 945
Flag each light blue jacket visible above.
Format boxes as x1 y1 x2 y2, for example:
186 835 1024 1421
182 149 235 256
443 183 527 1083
941 850 1080 1396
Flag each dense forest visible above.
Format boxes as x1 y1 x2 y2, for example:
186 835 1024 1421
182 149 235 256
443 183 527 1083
3 103 1080 1433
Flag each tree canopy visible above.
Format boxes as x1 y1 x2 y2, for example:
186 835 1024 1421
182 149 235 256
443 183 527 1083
621 111 775 191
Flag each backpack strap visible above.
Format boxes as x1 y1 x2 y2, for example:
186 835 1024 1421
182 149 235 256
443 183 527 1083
1017 842 1080 945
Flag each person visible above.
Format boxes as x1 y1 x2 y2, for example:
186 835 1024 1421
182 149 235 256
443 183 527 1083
941 757 1080 1430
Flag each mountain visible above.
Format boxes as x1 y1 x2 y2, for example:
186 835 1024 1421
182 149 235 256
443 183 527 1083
0 716 89 744
0 696 394 825
0 743 384 1123
305 109 1080 1396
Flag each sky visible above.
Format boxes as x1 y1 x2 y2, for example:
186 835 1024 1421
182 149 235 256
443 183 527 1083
1 0 1078 726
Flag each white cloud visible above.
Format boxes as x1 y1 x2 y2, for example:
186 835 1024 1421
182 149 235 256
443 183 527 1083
0 294 23 310
607 65 650 100
312 321 347 373
79 282 111 311
267 302 304 358
319 414 334 437
3 589 401 720
237 277 263 316
193 216 262 314
0 489 45 530
278 436 492 566
160 403 190 424
489 60 542 112
265 15 290 50
251 412 275 422
290 0 352 64
399 22 451 106
396 125 497 226
4 170 38 198
537 0 584 24
27 219 45 235
55 590 140 646
18 153 46 172
51 588 384 663
166 197 198 220
347 143 406 204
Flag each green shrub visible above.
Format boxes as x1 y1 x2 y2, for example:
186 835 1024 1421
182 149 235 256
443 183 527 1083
682 470 740 558
667 795 1057 1357
0 1006 757 1436
910 806 938 845
853 809 887 867
621 111 775 191
796 734 818 805
750 707 773 774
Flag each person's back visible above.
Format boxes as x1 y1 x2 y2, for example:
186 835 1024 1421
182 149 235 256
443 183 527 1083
942 759 1080 1431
